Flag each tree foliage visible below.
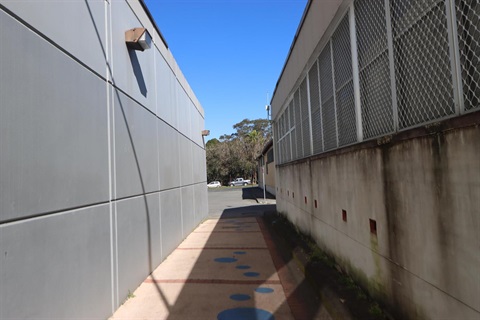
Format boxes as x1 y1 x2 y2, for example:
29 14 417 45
206 118 271 185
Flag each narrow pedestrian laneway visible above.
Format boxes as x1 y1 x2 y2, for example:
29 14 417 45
111 188 332 319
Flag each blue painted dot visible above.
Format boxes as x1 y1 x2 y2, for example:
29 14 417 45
217 308 274 320
243 272 260 277
214 257 238 263
233 251 246 255
229 294 251 301
255 287 274 294
236 265 251 270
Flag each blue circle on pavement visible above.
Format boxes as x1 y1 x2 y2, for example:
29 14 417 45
236 265 251 270
255 287 274 294
217 308 274 320
233 251 246 255
214 257 238 263
229 294 251 301
243 272 260 277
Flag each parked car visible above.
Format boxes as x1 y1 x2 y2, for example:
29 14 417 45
207 181 222 188
229 178 251 187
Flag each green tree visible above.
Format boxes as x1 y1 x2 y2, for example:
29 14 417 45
206 118 271 185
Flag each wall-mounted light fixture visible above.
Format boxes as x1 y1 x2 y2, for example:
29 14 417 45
202 130 210 137
125 27 152 51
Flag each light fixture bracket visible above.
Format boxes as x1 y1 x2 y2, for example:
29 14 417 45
125 27 152 51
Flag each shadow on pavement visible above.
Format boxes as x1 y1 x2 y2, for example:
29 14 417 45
155 196 333 319
242 186 276 201
220 204 276 218
111 187 349 319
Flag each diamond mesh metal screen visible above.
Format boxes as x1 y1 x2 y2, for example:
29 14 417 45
279 113 284 138
276 121 282 164
274 0 477 165
300 78 312 156
391 0 455 129
285 133 291 162
336 82 357 146
333 14 358 146
291 128 297 161
455 0 480 111
355 0 395 138
319 43 337 151
280 135 285 164
289 100 295 129
273 123 279 163
285 105 290 130
309 61 323 154
294 90 303 159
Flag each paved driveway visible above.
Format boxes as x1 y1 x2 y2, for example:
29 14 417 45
111 187 331 320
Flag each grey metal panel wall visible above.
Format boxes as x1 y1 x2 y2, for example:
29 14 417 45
116 194 161 301
0 0 207 318
0 9 109 222
114 89 160 198
1 0 107 76
158 120 181 190
156 51 177 127
111 0 157 114
194 109 205 146
179 135 194 186
182 186 196 238
160 189 183 258
193 144 206 183
194 183 208 226
0 205 112 319
176 84 192 137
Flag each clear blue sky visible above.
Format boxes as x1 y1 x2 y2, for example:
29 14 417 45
144 0 308 141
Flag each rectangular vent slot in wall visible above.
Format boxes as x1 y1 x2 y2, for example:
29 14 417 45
369 219 377 236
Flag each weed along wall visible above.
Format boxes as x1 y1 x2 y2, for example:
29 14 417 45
0 1 208 319
271 0 479 318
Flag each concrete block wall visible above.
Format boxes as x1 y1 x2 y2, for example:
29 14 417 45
276 125 480 319
0 1 208 318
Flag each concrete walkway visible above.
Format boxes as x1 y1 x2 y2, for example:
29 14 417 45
111 188 331 320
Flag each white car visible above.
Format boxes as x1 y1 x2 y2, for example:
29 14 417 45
207 181 221 188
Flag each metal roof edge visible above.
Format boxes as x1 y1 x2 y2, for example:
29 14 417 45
138 0 169 49
270 0 313 106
